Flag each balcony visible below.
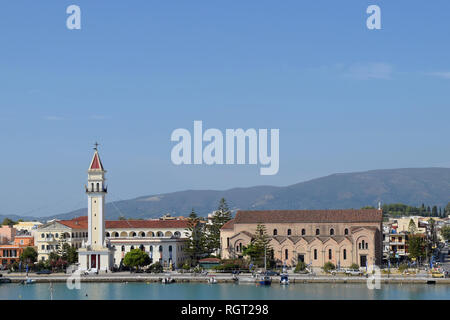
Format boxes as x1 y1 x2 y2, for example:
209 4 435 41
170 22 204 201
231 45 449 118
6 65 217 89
85 185 107 193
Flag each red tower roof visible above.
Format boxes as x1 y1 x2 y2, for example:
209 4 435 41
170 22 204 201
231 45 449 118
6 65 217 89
89 151 104 171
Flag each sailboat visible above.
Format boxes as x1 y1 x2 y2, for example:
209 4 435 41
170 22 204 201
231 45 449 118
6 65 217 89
256 245 272 286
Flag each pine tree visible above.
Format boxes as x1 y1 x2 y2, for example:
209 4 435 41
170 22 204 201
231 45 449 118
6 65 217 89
206 198 232 255
184 209 207 265
243 224 273 267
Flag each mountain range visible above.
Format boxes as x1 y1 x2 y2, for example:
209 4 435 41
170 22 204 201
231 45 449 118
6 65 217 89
14 167 446 222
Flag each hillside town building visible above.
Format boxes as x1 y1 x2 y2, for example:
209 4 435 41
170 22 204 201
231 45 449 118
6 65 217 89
220 209 383 268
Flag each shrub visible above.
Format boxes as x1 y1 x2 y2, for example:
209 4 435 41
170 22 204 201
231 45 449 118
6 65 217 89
294 261 307 273
182 263 191 271
398 263 409 273
149 262 163 273
323 262 336 273
350 263 360 270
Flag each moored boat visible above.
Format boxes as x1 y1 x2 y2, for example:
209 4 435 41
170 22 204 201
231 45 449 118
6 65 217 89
208 276 217 284
280 273 289 285
256 273 272 286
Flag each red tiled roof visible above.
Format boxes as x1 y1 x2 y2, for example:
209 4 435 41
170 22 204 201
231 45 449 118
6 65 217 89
220 219 235 230
233 209 383 224
58 219 88 229
105 220 190 229
57 217 191 230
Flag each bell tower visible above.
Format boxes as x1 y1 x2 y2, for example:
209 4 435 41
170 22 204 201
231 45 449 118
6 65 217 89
78 143 113 272
85 143 107 250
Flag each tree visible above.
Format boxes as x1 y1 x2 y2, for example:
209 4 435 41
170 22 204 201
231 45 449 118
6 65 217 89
61 243 78 264
1 218 16 226
408 219 417 235
440 226 450 241
123 249 151 270
445 202 450 215
243 224 272 267
118 216 126 221
408 235 426 261
206 198 232 255
432 206 438 217
20 247 38 264
184 209 207 265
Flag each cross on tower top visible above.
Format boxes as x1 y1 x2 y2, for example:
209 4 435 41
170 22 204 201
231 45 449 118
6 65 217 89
93 142 100 151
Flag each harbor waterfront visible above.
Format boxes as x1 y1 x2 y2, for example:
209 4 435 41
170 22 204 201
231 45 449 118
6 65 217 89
1 281 449 300
4 273 450 284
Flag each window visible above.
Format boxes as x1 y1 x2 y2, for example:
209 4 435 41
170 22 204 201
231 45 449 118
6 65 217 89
343 249 347 260
130 245 134 250
314 249 317 260
273 229 278 236
227 237 230 248
330 229 334 236
301 229 306 236
344 228 349 235
328 249 332 260
285 249 289 260
365 243 368 250
41 233 45 238
169 246 172 252
316 229 320 236
359 243 361 249
287 229 291 236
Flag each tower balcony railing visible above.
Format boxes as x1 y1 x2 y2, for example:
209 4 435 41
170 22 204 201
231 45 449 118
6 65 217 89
85 185 108 193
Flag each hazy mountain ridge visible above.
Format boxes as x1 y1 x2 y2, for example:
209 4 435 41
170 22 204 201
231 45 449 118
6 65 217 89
4 168 450 222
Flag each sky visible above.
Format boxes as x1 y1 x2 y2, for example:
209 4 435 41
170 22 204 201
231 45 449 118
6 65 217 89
0 1 449 217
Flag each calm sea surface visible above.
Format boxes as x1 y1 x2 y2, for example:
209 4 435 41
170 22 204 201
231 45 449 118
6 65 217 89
1 283 449 300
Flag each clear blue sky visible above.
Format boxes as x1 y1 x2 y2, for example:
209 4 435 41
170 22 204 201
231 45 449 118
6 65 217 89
1 1 449 217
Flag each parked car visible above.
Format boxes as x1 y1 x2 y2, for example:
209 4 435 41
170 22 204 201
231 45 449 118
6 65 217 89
83 269 98 275
36 270 52 275
345 269 363 276
265 270 280 276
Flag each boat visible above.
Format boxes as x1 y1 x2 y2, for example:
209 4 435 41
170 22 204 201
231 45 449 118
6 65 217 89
0 277 11 284
256 273 272 286
161 277 175 284
208 276 217 284
21 278 36 285
256 244 272 286
280 273 289 285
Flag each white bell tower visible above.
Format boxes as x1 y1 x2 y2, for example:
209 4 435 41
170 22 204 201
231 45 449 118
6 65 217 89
86 143 107 250
78 143 113 272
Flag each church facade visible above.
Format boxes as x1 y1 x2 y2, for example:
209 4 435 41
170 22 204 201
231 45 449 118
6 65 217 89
220 209 383 268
